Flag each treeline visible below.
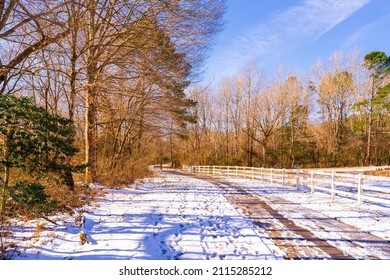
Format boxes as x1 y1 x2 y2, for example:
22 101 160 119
0 0 225 186
1 2 389 222
179 51 390 168
0 0 225 240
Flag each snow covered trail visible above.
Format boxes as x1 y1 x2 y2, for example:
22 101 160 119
203 175 390 260
8 171 283 260
8 169 390 260
204 177 390 259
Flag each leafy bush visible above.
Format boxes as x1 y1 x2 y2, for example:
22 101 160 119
1 94 80 219
11 181 57 215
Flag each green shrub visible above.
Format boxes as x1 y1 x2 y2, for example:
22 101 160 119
11 181 57 215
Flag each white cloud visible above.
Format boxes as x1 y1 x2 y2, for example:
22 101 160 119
206 0 371 82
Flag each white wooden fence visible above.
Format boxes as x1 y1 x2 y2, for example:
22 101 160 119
184 165 390 206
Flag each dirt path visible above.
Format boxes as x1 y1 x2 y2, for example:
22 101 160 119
10 172 285 260
145 176 280 260
168 170 390 259
9 170 390 260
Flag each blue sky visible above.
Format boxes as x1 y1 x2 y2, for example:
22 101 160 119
202 0 390 85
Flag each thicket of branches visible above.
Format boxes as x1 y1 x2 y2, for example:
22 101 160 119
0 0 226 186
1 2 389 219
180 51 390 168
1 0 225 257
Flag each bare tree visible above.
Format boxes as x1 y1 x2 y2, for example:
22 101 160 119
76 0 225 183
0 0 70 95
310 52 357 164
239 62 266 166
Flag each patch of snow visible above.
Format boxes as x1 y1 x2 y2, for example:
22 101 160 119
6 170 390 260
7 173 283 260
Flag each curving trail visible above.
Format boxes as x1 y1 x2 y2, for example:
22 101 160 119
9 169 390 260
185 171 390 260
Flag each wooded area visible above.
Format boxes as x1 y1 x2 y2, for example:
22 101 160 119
0 0 225 249
183 52 390 169
0 0 225 183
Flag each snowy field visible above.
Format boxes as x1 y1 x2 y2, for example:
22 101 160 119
5 169 390 260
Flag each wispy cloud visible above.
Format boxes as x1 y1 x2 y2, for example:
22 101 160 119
341 14 390 50
206 0 371 82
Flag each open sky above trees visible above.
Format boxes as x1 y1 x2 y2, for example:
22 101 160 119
203 0 390 84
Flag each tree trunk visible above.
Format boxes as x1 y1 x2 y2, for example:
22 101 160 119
289 114 295 168
1 131 11 220
262 144 267 167
84 2 98 184
364 78 375 166
365 113 372 166
84 83 98 183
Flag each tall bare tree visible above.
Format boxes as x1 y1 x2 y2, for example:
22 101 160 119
0 0 70 95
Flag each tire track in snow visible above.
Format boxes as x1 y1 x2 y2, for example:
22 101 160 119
259 195 390 259
215 182 348 259
176 171 390 260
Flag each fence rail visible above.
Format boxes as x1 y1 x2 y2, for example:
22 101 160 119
183 165 390 206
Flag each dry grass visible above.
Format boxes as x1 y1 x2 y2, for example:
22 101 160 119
45 181 98 210
2 175 98 220
97 161 155 187
303 166 390 177
33 223 47 236
365 170 390 177
2 160 156 220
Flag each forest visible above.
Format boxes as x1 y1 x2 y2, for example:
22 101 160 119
182 51 390 169
0 0 389 229
0 0 225 248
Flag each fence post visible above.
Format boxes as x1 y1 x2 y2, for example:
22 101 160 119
252 167 254 180
296 170 300 187
358 173 362 206
282 169 285 186
236 166 238 178
227 166 230 177
271 168 273 184
310 171 314 194
331 171 335 200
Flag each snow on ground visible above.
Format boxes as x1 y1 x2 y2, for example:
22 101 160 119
6 169 390 260
221 176 390 259
223 176 390 240
7 172 283 260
